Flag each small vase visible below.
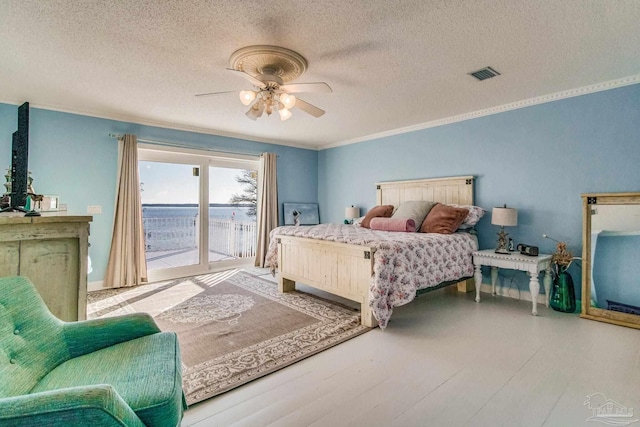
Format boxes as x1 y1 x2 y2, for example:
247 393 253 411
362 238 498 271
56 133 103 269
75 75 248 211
550 266 576 313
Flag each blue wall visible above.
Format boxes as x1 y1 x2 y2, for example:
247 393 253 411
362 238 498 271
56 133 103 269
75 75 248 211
0 104 318 282
3 83 639 296
318 83 640 298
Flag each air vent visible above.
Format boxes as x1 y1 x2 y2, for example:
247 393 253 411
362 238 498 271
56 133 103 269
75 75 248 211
469 67 501 81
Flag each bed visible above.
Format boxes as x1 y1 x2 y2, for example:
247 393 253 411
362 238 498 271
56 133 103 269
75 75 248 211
266 176 479 328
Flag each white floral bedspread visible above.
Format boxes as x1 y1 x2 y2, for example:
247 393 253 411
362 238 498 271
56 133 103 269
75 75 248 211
265 224 478 328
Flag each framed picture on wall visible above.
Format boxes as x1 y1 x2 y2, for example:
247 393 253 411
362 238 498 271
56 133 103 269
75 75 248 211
283 203 320 225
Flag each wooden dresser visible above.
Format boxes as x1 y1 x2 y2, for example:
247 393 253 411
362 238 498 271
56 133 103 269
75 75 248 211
0 213 92 321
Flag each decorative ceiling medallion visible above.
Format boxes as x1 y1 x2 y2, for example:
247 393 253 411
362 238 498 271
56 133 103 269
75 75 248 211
229 45 308 83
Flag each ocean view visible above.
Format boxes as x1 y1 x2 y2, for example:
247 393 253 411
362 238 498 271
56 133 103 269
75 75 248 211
142 205 257 257
142 205 254 220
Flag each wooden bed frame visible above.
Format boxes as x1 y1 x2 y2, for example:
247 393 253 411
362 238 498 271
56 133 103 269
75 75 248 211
276 175 476 327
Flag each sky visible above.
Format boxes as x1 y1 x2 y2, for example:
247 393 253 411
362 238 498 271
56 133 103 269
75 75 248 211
139 161 251 204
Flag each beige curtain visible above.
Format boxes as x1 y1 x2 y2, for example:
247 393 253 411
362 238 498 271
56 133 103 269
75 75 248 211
255 153 278 267
104 134 148 287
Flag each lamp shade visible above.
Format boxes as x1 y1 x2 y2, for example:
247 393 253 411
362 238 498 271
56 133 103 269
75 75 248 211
345 206 360 219
245 101 264 120
278 107 292 121
280 93 296 109
491 206 518 226
239 90 256 106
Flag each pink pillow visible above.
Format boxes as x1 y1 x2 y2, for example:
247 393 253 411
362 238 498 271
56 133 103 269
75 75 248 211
369 217 416 232
361 205 394 228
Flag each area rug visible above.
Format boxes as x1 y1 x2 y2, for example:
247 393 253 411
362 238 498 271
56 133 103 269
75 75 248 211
87 270 370 405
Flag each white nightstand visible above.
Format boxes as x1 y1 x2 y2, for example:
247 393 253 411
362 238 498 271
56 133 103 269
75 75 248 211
472 249 553 315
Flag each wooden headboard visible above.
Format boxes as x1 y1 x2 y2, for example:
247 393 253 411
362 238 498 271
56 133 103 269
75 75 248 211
376 175 475 207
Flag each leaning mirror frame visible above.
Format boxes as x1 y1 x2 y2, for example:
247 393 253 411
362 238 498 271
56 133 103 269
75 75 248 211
581 192 640 329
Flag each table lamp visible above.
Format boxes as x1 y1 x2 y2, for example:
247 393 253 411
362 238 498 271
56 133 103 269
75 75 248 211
491 205 518 254
345 206 360 224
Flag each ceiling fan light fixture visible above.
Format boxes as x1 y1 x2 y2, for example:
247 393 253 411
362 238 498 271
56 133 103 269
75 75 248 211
239 90 256 105
264 98 274 116
279 107 292 121
246 100 264 120
192 45 330 121
279 93 296 109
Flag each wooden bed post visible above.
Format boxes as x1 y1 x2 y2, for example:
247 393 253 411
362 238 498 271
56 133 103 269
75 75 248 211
360 303 377 328
456 278 476 293
279 276 296 292
277 237 296 292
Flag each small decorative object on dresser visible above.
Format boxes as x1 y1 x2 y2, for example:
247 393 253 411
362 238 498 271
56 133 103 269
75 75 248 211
491 205 518 254
37 194 60 212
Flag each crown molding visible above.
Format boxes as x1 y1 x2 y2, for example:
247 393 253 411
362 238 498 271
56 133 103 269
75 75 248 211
0 98 316 151
2 74 638 153
321 74 640 150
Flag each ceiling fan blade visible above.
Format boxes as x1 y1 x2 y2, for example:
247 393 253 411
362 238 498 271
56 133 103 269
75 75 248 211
195 90 238 98
280 82 332 94
294 98 325 118
227 68 266 88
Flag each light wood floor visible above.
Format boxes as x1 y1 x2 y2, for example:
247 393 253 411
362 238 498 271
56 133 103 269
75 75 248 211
182 269 640 427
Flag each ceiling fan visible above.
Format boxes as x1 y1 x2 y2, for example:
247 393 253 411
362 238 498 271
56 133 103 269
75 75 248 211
196 45 332 121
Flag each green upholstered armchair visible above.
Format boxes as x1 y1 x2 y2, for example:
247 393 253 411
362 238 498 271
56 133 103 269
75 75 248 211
0 276 187 426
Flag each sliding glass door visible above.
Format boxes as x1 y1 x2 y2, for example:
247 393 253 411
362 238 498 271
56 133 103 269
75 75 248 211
138 146 259 281
208 166 258 264
139 160 201 271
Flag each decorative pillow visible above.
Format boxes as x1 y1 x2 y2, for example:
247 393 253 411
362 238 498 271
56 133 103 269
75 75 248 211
420 203 469 234
361 205 394 228
391 200 437 231
369 217 416 232
447 204 486 226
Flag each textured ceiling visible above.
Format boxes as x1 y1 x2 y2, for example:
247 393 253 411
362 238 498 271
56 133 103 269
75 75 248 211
1 0 640 150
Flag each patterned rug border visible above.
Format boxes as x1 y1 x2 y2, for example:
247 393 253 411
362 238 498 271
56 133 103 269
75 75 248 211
88 270 371 406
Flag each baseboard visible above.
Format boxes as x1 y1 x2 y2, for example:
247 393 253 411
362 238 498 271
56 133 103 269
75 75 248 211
477 281 548 305
88 280 105 292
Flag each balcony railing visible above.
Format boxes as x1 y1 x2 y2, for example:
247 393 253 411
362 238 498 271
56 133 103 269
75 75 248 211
143 216 257 259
